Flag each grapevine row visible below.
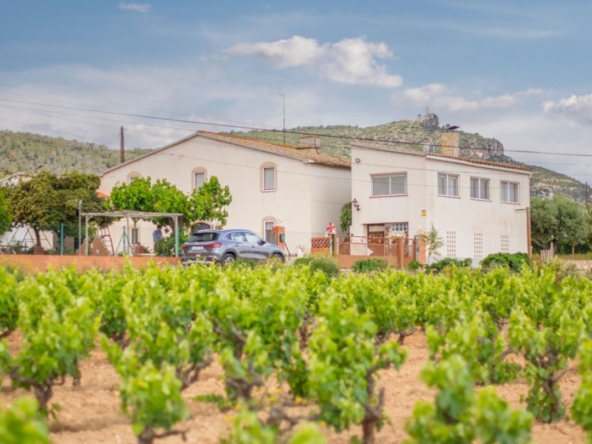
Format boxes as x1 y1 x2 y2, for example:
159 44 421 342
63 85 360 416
0 262 591 443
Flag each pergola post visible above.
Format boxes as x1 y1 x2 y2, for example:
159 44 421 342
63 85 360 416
85 215 90 256
174 216 179 258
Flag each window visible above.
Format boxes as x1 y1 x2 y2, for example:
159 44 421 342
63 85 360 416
244 232 262 244
128 174 141 184
264 221 275 243
438 173 459 197
387 222 409 234
447 231 457 258
501 235 510 253
474 233 483 258
189 232 219 242
194 172 205 190
131 228 139 245
470 177 490 200
501 181 519 203
263 167 275 191
371 174 407 196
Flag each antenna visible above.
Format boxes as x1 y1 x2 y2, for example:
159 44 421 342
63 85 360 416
279 94 285 144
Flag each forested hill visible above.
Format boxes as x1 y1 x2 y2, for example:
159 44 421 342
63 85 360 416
0 130 152 176
0 126 589 203
229 116 591 203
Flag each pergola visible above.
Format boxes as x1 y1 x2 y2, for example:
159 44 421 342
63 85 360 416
81 211 184 257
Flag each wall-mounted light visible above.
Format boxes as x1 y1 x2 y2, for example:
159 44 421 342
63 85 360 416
355 158 361 163
352 198 360 211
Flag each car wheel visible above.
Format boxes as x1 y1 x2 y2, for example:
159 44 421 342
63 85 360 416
270 253 285 264
222 253 236 265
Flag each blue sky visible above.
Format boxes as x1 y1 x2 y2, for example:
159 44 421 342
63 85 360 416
1 1 592 181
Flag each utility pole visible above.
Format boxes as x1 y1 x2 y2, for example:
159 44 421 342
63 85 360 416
586 182 589 207
120 126 125 163
279 94 285 144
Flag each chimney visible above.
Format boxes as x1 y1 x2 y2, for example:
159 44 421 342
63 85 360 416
441 131 460 157
426 106 430 116
297 135 321 154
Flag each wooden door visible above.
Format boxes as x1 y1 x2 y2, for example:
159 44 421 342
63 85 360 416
367 225 385 256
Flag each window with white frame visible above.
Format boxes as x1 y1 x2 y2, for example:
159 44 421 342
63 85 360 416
194 172 205 190
501 181 519 203
470 177 490 200
371 174 407 196
438 173 459 197
263 167 275 191
390 222 409 232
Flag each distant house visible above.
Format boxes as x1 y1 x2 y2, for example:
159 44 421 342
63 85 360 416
99 132 351 254
349 133 531 263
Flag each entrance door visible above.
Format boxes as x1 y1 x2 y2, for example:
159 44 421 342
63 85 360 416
367 224 386 256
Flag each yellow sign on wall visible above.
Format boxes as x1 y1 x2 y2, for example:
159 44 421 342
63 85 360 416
421 210 427 216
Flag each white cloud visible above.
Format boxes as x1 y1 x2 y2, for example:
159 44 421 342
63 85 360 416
118 3 151 13
543 94 592 126
397 84 541 111
226 36 402 88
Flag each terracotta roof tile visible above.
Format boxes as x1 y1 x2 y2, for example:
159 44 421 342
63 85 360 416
427 153 531 172
199 131 351 168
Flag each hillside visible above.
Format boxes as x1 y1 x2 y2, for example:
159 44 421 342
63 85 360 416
229 114 590 203
0 124 588 203
0 130 152 176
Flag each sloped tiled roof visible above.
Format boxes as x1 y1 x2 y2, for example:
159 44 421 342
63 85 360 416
199 132 351 168
427 153 531 172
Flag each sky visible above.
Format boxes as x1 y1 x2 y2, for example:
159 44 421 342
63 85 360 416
1 1 592 182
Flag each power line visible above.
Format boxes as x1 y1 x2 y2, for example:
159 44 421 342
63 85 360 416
2 96 592 158
0 116 119 147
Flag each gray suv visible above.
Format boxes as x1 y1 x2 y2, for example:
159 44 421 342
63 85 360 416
181 229 285 264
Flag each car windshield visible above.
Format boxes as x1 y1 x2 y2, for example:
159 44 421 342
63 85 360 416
188 232 219 242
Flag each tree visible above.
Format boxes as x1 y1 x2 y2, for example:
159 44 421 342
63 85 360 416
8 172 107 246
422 224 444 264
185 176 232 228
0 186 12 235
531 195 588 253
108 176 232 232
339 202 351 233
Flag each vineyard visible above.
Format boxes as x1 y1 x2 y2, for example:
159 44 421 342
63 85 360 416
1 262 592 443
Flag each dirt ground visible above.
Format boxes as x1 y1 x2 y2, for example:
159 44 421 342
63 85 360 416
0 331 586 444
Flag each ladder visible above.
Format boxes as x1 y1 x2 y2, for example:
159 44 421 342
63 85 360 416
98 227 115 255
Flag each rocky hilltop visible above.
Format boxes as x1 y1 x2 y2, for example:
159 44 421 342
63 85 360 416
230 113 589 203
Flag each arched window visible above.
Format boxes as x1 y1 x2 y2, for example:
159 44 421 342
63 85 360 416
262 216 276 243
127 172 141 183
260 162 277 192
191 167 208 190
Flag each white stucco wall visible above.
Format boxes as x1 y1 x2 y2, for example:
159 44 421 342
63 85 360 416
308 163 352 239
99 134 350 254
350 143 531 262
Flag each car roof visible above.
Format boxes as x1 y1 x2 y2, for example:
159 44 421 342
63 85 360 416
191 228 254 235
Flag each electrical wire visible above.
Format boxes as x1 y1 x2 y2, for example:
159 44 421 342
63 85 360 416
1 96 592 158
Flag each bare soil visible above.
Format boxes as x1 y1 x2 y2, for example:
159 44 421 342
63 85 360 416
0 331 585 444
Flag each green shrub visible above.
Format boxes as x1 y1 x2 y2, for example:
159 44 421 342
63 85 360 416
154 232 189 257
351 258 389 273
407 260 422 272
293 255 339 278
428 258 472 273
480 253 530 272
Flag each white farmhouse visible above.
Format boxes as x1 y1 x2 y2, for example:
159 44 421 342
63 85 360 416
99 132 351 254
349 137 531 263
